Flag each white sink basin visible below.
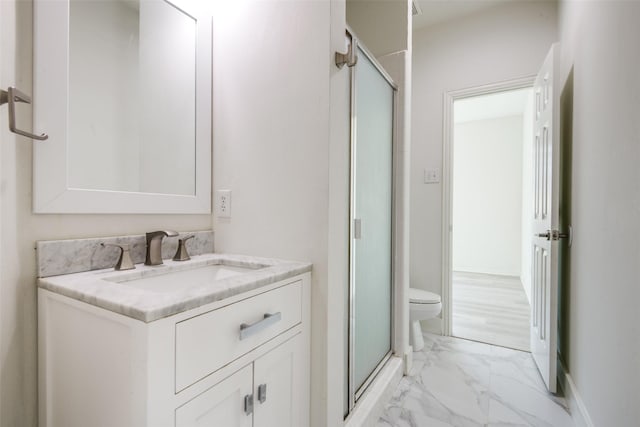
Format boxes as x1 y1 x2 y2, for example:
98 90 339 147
112 264 262 293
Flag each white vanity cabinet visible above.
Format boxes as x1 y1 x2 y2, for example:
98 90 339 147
176 334 304 427
38 273 310 427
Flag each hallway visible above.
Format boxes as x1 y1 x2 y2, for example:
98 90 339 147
377 334 573 427
452 272 531 351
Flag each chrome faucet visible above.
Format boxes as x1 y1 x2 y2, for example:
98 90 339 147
145 230 178 266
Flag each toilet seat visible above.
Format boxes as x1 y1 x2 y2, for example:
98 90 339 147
409 288 441 304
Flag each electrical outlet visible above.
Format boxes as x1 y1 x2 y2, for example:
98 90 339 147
215 190 231 218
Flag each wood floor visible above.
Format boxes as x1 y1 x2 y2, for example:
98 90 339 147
452 271 531 351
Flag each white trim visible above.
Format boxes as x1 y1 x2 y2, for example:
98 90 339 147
344 356 403 427
33 0 212 214
441 76 536 336
557 361 595 427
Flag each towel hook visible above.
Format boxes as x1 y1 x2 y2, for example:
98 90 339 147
0 87 48 141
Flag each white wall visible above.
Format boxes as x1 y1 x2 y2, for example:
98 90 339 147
411 0 557 296
346 0 408 57
213 1 412 423
452 115 523 276
211 2 349 426
0 1 211 425
520 90 534 302
557 1 640 425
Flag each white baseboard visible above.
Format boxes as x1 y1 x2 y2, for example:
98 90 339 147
557 361 595 427
344 356 403 427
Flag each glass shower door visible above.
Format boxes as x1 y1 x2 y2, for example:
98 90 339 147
349 45 395 405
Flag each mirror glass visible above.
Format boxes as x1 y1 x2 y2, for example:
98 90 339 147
68 0 196 196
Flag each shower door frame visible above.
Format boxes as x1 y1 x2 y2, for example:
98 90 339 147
347 28 398 412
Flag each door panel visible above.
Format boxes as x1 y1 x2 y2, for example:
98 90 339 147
175 365 253 427
351 46 394 396
253 334 305 427
531 44 560 393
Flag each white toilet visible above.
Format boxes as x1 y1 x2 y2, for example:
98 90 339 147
409 287 442 351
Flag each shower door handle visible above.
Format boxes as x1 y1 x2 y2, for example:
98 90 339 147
353 219 362 239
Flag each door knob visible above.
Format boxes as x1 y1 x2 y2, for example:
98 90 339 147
536 231 552 240
535 227 572 246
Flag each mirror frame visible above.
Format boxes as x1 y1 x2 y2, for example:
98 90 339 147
33 0 211 214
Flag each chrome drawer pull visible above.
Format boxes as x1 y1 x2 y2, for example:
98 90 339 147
239 312 282 340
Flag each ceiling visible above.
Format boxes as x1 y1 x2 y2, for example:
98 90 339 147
413 0 518 30
454 88 532 123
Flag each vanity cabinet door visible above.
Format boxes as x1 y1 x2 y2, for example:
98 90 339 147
175 364 253 427
253 334 307 427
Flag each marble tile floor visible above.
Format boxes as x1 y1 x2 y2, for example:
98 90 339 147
377 333 573 427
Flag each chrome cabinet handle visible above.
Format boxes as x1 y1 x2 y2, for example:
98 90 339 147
0 87 48 140
239 312 282 340
244 394 254 415
258 383 267 403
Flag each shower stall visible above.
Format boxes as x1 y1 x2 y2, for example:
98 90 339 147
343 30 397 414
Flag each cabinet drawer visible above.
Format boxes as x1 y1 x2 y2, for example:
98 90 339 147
175 280 302 392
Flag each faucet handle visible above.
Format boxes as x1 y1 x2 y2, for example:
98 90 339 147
173 235 194 261
101 243 136 271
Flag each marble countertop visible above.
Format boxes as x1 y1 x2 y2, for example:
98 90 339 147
37 253 312 323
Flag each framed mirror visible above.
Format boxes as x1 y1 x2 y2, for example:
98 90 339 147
33 0 211 214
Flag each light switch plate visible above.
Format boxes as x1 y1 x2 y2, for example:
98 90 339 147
215 190 231 218
424 168 440 184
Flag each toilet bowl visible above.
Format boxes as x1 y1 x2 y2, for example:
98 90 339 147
409 288 442 351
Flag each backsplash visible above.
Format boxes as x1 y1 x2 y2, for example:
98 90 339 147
36 230 214 278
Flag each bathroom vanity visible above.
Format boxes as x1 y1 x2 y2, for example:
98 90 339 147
37 252 311 427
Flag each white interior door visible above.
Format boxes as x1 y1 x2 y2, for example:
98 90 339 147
531 43 561 393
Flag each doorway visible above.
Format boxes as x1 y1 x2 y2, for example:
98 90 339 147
443 80 535 351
